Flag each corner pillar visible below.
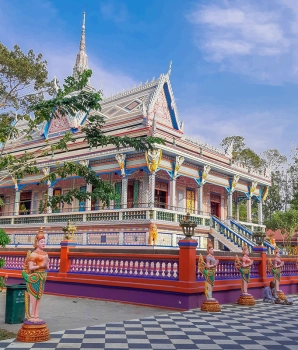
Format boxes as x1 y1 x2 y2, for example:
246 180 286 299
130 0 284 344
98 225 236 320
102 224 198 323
85 183 92 211
14 190 20 216
47 186 53 214
148 173 156 207
121 177 128 209
228 193 233 219
197 186 203 214
258 201 263 225
169 178 176 210
247 198 252 223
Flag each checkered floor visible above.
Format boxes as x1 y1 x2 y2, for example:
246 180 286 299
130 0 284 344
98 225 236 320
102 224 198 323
1 295 298 350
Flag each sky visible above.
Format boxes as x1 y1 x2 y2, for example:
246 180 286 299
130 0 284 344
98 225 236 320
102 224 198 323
1 0 298 159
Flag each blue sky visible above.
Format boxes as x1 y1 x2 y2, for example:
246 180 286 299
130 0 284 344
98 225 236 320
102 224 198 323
1 0 298 158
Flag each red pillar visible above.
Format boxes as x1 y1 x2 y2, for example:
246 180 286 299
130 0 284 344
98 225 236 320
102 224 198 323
178 239 198 282
252 246 267 283
58 241 77 275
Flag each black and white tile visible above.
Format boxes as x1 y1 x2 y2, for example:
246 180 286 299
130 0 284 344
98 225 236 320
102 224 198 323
1 295 298 349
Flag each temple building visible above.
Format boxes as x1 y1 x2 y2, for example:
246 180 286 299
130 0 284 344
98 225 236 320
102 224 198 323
0 14 273 253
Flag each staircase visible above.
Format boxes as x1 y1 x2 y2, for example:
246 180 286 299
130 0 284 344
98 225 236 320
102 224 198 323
210 228 242 252
210 216 279 254
230 219 277 254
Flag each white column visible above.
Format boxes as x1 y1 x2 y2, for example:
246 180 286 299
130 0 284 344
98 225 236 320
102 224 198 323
47 186 53 214
247 198 252 223
14 190 20 216
197 186 203 214
169 179 176 210
228 193 233 219
148 173 156 207
85 183 92 211
121 177 128 209
236 201 239 221
258 201 263 225
119 231 124 245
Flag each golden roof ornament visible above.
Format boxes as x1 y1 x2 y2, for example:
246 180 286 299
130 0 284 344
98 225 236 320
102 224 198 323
62 220 77 240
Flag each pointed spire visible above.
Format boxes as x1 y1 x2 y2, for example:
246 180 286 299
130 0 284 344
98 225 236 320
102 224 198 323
167 61 172 76
73 11 88 79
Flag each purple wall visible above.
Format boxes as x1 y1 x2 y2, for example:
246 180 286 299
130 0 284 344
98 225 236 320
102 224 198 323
7 278 298 310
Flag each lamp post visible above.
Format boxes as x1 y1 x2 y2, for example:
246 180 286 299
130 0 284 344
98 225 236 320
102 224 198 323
179 212 197 239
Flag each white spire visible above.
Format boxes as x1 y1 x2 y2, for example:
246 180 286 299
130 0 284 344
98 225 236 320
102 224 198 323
73 11 88 79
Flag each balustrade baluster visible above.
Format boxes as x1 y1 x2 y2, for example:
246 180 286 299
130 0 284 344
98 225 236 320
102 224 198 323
124 260 128 274
110 260 114 274
105 259 110 273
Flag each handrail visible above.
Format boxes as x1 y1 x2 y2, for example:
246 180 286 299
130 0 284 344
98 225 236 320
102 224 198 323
230 219 278 254
212 216 255 248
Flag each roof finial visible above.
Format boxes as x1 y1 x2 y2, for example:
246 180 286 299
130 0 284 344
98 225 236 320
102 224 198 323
167 61 172 76
73 11 88 79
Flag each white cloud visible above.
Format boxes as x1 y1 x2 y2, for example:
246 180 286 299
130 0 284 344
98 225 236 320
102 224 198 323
183 105 291 156
187 1 298 84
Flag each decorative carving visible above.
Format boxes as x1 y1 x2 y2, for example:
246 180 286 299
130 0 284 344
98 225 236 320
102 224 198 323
202 165 211 185
145 149 162 173
201 300 221 312
17 322 50 342
12 176 18 190
262 186 269 202
115 154 126 177
80 159 89 167
250 181 258 196
231 174 240 193
42 167 51 186
237 295 256 306
173 156 184 179
268 247 285 296
225 139 234 158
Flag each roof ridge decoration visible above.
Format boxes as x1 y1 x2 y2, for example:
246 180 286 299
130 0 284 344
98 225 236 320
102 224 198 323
102 77 160 103
183 136 226 156
146 62 183 131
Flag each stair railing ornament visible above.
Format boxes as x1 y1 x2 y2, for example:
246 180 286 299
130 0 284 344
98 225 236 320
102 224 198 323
179 212 197 239
253 228 266 246
62 220 77 240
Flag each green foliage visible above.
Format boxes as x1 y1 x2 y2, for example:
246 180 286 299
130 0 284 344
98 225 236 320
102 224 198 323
0 228 10 248
263 171 283 220
264 209 298 252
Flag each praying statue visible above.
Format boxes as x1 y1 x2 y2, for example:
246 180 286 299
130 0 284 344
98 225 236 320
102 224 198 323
198 239 219 300
268 247 285 300
22 227 49 323
235 243 254 296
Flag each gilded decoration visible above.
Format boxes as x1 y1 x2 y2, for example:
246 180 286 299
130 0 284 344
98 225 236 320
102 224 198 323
250 181 258 196
115 153 126 177
186 190 195 213
262 186 269 202
202 165 211 185
145 149 162 173
231 174 240 193
173 156 184 179
148 223 158 245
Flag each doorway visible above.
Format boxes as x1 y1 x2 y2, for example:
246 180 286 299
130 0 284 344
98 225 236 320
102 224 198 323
154 181 168 209
186 189 195 214
210 193 221 218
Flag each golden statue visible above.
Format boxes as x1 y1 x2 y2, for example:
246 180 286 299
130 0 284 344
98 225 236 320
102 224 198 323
148 223 158 245
145 149 162 173
115 153 126 177
173 155 184 179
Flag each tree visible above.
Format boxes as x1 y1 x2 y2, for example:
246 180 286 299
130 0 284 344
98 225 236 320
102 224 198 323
264 209 298 252
263 171 283 220
0 228 10 292
261 149 287 170
0 43 164 212
220 136 263 169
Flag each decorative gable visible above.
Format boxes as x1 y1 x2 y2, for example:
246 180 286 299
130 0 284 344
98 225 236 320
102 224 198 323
149 88 172 127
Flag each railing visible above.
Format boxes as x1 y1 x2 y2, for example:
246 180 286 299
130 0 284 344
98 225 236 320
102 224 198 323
230 219 278 254
68 254 179 280
212 216 255 251
0 206 212 227
196 257 261 281
0 253 60 272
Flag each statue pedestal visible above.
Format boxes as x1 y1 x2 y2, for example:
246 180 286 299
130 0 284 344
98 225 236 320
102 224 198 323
201 299 221 312
237 294 256 306
277 291 286 300
17 320 50 342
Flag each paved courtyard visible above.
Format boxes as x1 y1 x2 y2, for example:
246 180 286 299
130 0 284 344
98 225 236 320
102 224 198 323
0 295 298 350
